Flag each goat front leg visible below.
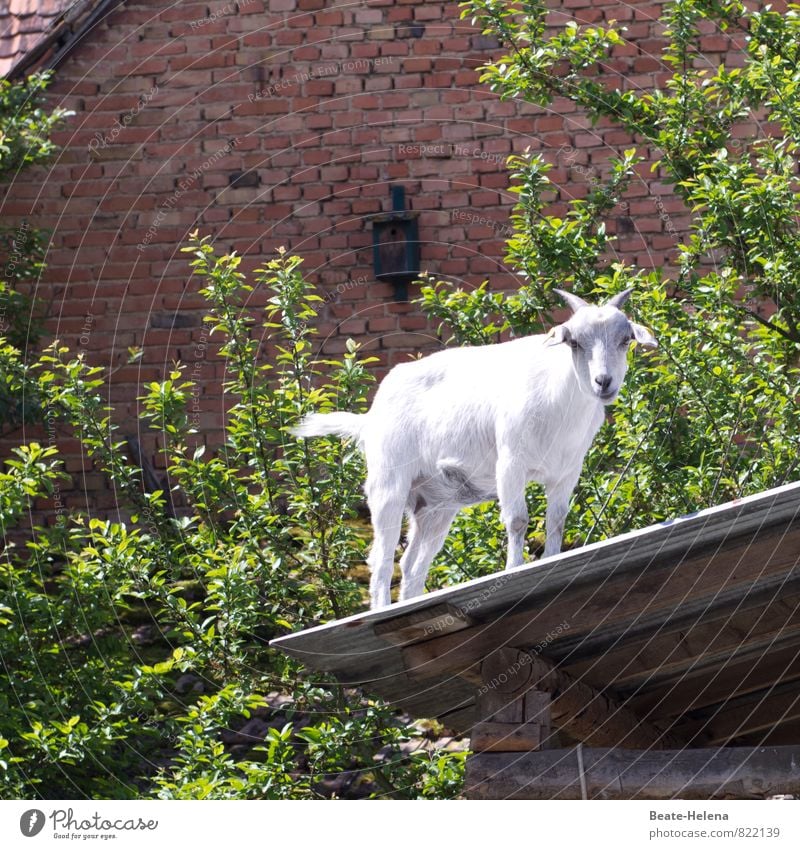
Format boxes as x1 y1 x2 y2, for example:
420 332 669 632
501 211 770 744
497 451 529 570
543 471 580 558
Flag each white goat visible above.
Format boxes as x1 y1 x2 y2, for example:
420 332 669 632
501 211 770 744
293 288 657 609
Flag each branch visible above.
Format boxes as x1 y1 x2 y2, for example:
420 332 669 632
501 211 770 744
739 304 800 344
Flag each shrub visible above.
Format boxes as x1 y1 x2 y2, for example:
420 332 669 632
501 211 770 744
0 237 465 799
419 0 800 589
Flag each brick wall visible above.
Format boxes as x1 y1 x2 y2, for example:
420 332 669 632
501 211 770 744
0 0 750 517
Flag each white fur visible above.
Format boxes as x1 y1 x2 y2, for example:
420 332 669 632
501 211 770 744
294 289 657 609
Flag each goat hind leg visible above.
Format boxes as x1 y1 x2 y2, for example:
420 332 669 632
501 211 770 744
399 506 459 601
366 482 407 609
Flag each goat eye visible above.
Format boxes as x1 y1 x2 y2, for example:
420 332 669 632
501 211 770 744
569 338 580 350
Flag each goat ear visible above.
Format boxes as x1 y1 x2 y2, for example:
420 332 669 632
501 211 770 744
607 287 634 310
545 324 569 346
553 288 589 314
630 322 658 349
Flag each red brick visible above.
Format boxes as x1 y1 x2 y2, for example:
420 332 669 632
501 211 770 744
2 0 715 523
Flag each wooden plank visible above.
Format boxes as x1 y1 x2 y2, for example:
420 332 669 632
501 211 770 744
563 591 800 691
479 647 537 698
357 671 475 720
270 483 800 734
627 641 800 718
464 745 800 800
373 603 475 645
526 690 555 748
470 650 552 752
402 528 800 691
471 722 542 752
671 680 800 745
548 568 800 664
436 702 478 733
735 716 800 747
272 481 800 668
474 648 682 749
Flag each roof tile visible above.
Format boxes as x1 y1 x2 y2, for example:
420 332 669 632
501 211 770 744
0 0 86 77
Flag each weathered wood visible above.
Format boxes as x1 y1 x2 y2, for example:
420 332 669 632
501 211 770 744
274 483 800 673
480 689 525 724
470 648 550 752
373 603 474 646
671 679 800 745
466 646 681 749
437 703 478 733
735 716 800 747
525 690 554 748
471 722 542 752
547 566 800 665
565 591 800 693
402 527 800 690
628 642 800 718
271 482 800 747
465 745 800 800
480 647 535 695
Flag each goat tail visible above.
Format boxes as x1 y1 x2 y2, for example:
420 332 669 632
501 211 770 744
290 411 366 441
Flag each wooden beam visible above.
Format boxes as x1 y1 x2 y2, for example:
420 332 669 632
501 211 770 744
735 716 800 747
470 648 552 753
465 745 800 799
373 603 475 646
628 643 800 718
547 565 800 666
565 591 800 693
402 528 800 689
467 647 682 749
671 680 800 745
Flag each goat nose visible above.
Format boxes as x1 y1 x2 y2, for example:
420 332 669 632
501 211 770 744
595 373 612 391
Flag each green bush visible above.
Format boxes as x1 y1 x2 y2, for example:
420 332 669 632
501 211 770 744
418 0 800 589
1 71 71 428
4 0 800 801
0 237 465 799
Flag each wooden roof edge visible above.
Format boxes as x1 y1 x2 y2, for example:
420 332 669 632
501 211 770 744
271 479 800 657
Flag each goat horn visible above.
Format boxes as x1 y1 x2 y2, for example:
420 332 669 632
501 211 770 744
606 287 634 309
553 289 589 314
